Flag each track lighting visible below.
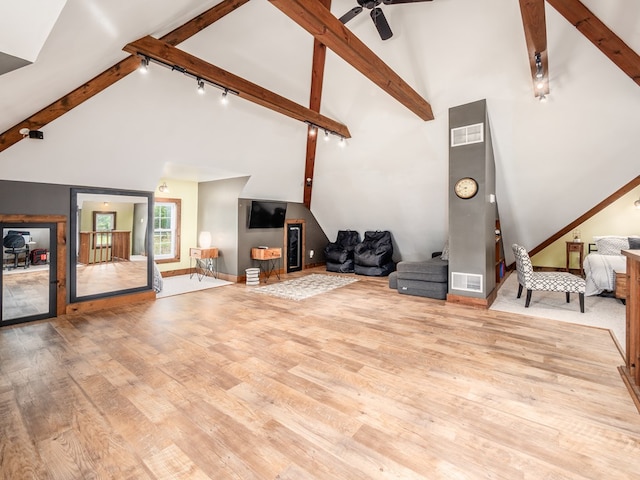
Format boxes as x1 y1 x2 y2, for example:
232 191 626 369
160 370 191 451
197 78 205 95
538 94 547 103
534 52 543 79
339 136 346 147
308 125 317 137
324 130 330 142
158 182 169 193
221 89 229 105
139 56 149 74
635 199 640 209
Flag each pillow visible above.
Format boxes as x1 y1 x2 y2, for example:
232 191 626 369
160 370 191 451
594 236 629 255
629 237 640 250
440 239 450 261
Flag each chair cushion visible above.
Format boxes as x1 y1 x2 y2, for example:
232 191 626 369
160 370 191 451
530 272 586 293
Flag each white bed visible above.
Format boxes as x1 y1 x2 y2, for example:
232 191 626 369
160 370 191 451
583 235 639 296
583 253 626 296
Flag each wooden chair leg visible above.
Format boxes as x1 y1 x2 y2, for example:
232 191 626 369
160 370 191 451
565 292 570 303
525 289 532 307
579 293 584 313
517 284 523 299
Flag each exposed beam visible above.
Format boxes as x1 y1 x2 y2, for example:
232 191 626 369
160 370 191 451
547 0 640 86
124 36 350 138
303 0 331 209
0 0 250 153
519 0 549 96
268 0 434 121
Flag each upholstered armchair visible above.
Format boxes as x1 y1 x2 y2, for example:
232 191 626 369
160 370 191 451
325 230 360 273
354 230 395 276
512 244 586 313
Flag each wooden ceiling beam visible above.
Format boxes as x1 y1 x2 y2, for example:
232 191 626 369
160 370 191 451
268 0 434 121
0 0 250 153
519 0 550 96
303 0 331 209
546 0 640 86
124 36 351 138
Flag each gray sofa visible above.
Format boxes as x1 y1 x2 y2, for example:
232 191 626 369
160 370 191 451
388 253 448 300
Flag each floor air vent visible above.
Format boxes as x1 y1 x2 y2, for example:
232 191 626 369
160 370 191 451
451 123 484 147
451 272 483 293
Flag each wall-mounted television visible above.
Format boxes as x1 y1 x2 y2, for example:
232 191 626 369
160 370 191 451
248 200 287 229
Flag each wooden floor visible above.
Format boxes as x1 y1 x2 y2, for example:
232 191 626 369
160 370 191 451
2 268 640 479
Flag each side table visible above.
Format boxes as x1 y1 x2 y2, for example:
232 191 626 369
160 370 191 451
565 241 584 277
190 247 219 281
251 247 282 282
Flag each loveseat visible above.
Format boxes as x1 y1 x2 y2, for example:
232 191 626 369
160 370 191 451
389 252 448 300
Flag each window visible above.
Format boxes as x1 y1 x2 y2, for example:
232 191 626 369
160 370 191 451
92 211 116 247
153 198 181 262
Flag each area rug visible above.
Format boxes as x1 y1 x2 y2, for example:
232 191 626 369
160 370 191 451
491 273 626 350
252 273 357 301
156 274 231 298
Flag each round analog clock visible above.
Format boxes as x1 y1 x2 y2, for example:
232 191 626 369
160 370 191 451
454 177 478 199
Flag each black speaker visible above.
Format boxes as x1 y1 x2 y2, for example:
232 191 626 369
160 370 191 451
28 130 43 139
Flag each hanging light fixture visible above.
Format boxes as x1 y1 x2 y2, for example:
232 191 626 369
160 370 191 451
158 182 169 193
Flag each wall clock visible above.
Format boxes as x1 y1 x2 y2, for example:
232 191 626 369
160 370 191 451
454 177 478 199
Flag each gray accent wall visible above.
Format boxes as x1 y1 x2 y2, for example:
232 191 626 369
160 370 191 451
448 99 498 298
197 177 250 277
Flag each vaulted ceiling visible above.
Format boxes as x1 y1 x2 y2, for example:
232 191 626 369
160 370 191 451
1 0 639 262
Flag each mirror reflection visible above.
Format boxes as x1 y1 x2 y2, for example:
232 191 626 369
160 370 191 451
72 190 152 300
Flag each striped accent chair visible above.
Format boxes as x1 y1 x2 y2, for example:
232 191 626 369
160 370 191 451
512 244 586 313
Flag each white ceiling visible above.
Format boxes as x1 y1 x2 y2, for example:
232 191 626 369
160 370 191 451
0 0 639 262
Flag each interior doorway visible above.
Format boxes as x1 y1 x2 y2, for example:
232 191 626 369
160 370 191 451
0 215 66 327
1 222 57 326
285 220 305 273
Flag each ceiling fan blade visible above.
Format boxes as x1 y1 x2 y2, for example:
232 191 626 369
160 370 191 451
383 0 433 4
339 6 363 24
371 8 393 40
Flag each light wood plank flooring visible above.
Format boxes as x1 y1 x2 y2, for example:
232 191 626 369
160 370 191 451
2 268 640 479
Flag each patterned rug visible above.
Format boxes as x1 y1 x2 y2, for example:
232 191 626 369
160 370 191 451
252 273 357 301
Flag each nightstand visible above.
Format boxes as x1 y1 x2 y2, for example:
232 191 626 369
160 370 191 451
565 241 584 276
251 247 281 282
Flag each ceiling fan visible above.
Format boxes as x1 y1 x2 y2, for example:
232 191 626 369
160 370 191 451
339 0 433 41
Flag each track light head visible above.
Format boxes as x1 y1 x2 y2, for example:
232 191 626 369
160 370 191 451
140 56 149 74
323 130 330 142
635 199 640 209
221 89 229 105
197 78 205 95
158 182 169 193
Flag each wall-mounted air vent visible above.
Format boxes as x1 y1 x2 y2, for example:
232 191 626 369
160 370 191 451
451 272 483 293
451 123 484 147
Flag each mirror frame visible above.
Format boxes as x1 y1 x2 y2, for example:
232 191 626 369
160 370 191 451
70 187 153 302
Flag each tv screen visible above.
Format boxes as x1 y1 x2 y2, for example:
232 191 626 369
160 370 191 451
248 200 287 229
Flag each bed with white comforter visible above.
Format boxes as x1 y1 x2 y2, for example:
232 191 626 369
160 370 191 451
583 235 639 296
583 253 626 296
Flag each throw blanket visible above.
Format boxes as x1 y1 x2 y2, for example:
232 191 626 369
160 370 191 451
584 253 625 296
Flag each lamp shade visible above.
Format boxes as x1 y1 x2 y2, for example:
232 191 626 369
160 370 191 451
199 231 212 248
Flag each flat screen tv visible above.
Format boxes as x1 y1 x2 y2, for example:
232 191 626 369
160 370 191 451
248 200 287 229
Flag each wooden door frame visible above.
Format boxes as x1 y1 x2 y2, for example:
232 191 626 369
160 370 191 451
284 219 305 273
0 215 67 316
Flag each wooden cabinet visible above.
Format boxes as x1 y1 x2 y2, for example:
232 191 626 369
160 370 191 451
615 270 628 300
190 247 218 259
621 250 640 412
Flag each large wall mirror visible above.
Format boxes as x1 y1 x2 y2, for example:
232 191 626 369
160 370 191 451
70 187 153 301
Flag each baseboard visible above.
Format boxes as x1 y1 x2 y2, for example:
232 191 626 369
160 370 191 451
66 290 156 315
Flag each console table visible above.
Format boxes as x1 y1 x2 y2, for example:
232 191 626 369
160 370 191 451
251 247 281 283
190 247 218 281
